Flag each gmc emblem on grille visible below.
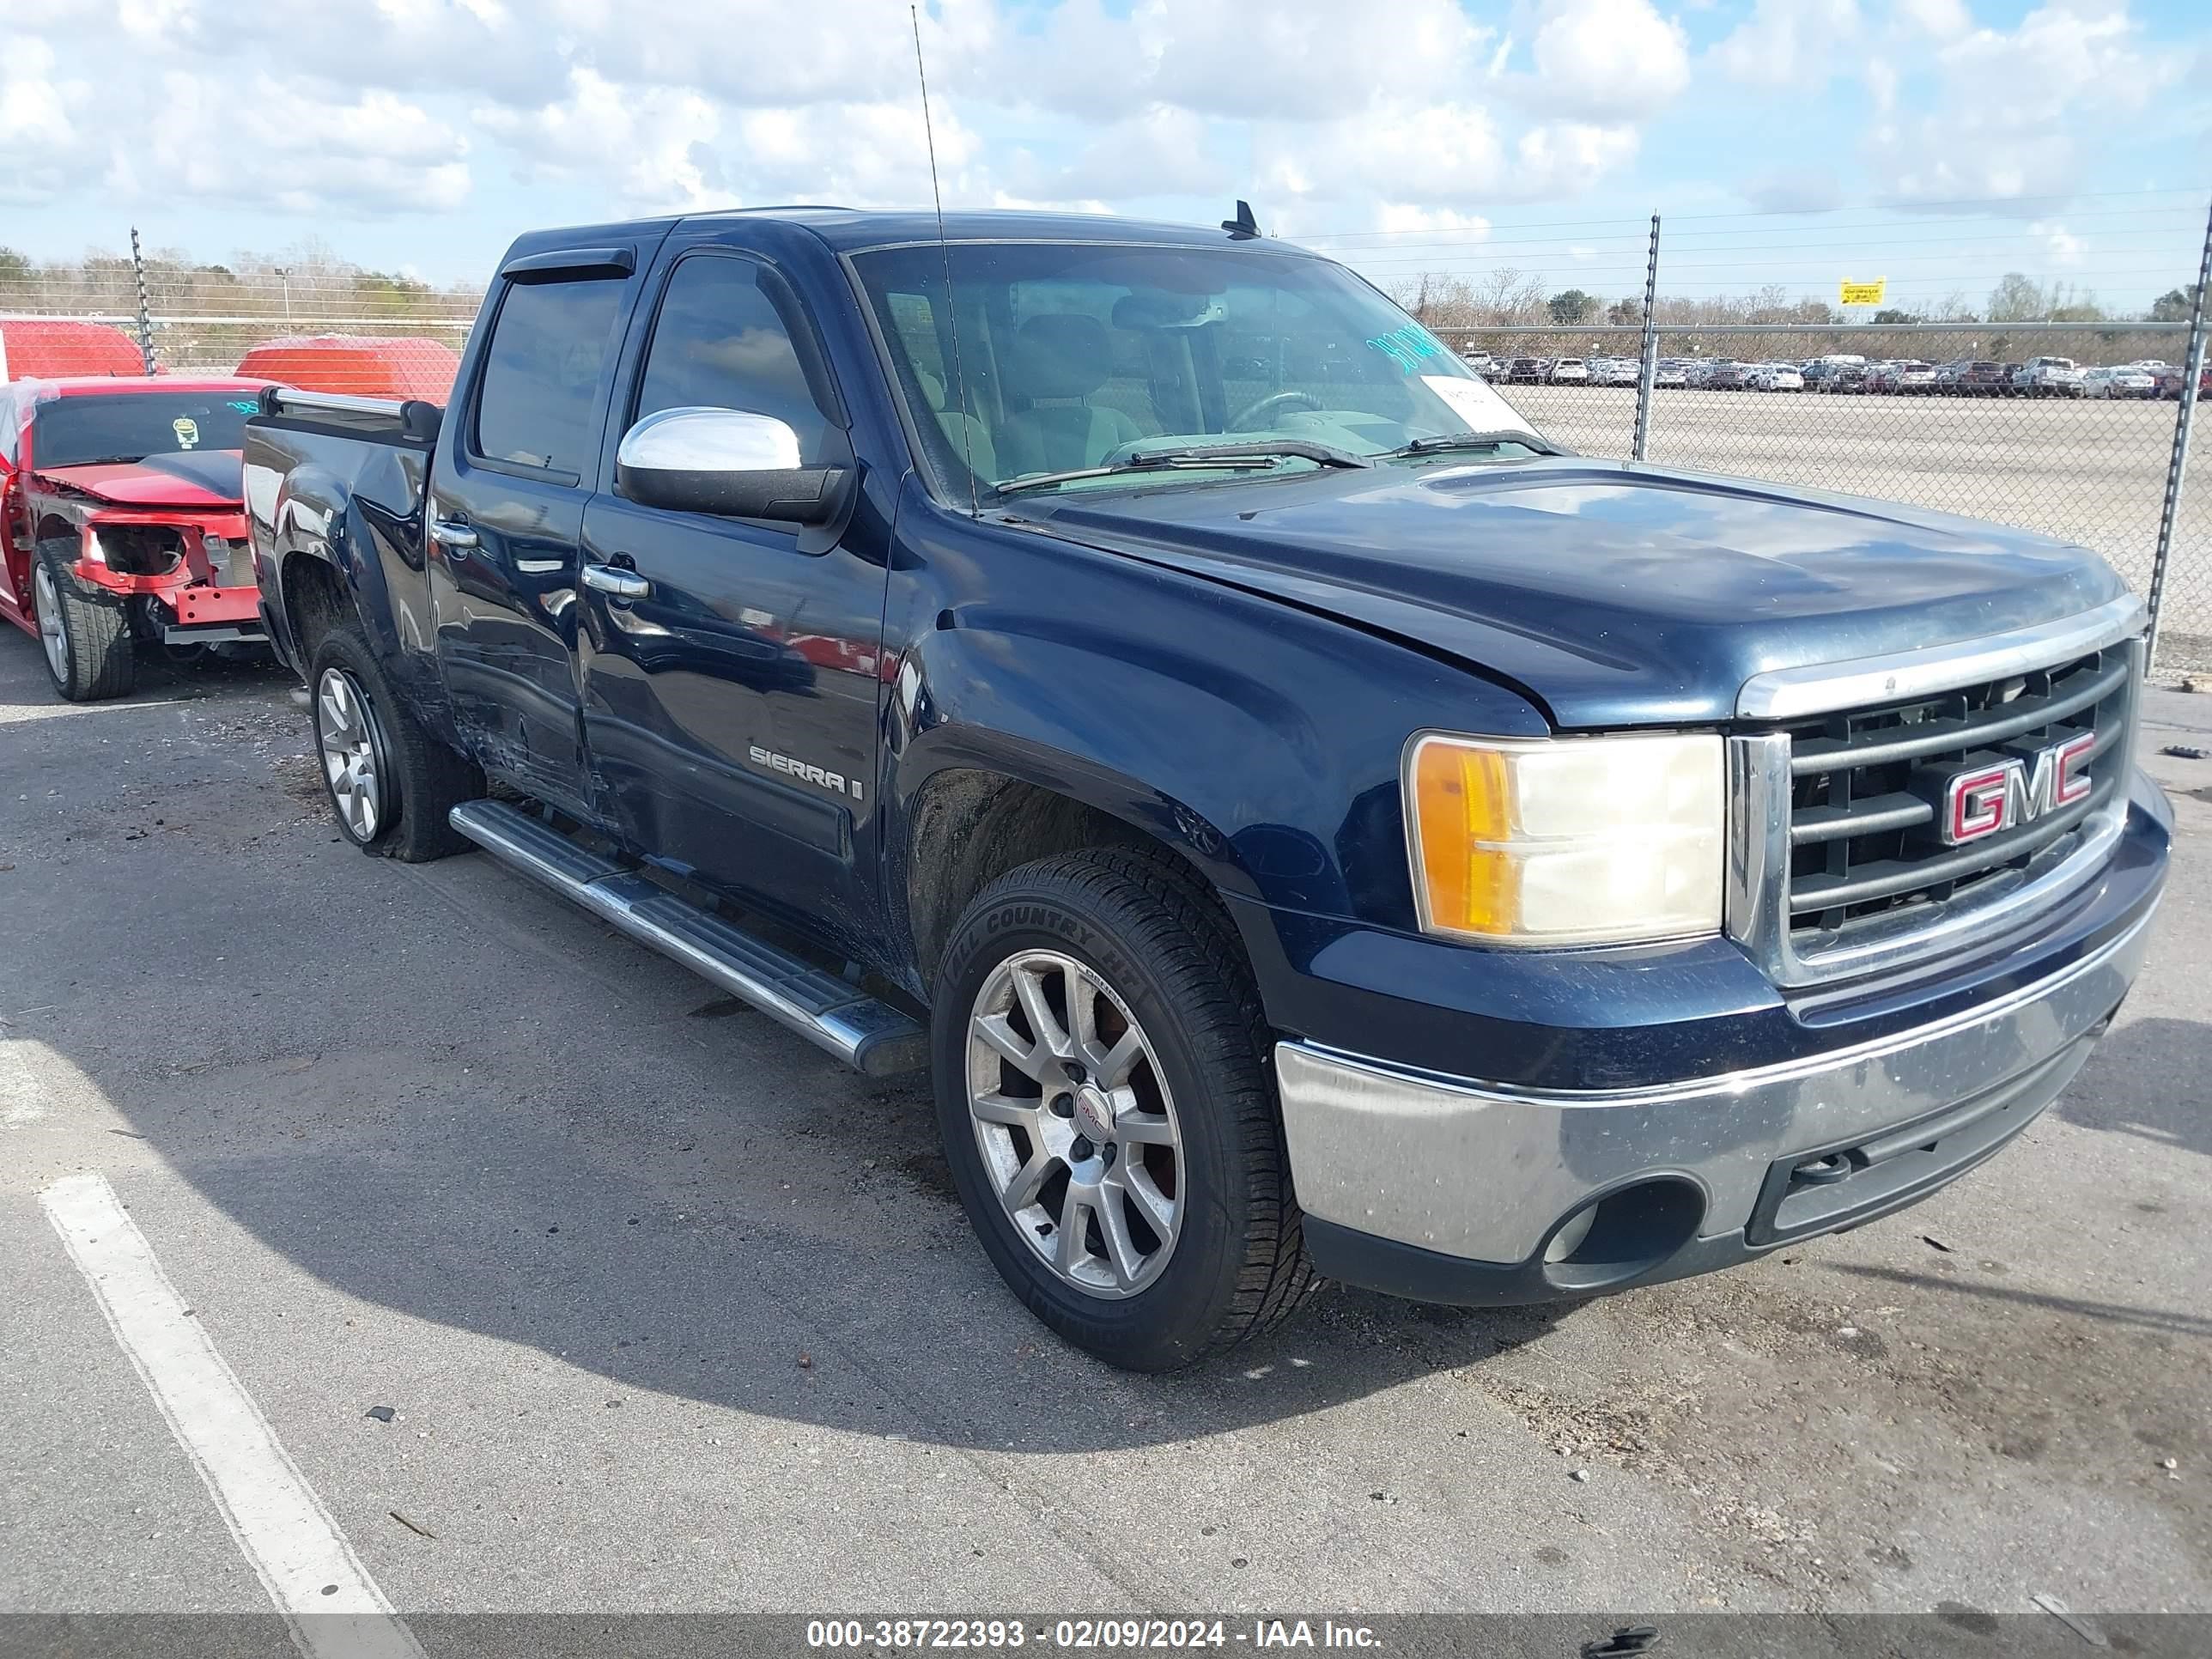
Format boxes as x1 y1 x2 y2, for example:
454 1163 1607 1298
1940 733 2096 845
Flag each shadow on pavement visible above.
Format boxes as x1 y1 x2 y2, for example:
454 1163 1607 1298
1826 1262 2212 1340
118 1038 1568 1455
2057 1015 2212 1160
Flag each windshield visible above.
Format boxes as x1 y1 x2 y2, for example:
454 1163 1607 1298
851 240 1547 499
30 391 256 469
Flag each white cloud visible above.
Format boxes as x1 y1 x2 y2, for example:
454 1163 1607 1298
993 0 1499 123
1529 0 1693 118
1003 107 1229 206
0 39 100 205
0 0 1693 247
1255 105 1639 214
2030 220 2085 263
1711 0 1863 86
477 64 985 216
1371 207 1493 236
118 73 470 214
1867 0 2180 203
474 70 724 210
1893 0 1971 38
1740 165 1847 212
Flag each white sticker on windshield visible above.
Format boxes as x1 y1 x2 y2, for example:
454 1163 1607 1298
1419 375 1539 440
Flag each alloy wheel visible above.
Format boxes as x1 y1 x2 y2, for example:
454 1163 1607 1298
964 950 1184 1298
315 666 384 842
32 563 67 683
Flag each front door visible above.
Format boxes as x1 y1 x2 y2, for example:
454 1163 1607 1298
576 250 887 946
428 267 634 816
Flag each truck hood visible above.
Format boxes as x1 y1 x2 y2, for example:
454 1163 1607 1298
1008 458 2130 727
33 450 244 510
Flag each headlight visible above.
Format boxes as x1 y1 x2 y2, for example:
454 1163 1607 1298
1404 731 1725 946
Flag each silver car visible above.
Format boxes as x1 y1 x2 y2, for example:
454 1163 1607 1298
2084 366 2156 399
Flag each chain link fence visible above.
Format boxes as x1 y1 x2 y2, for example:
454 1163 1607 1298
1441 319 2208 668
1365 198 2212 678
0 254 477 399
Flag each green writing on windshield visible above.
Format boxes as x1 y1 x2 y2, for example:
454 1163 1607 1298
1365 323 1447 376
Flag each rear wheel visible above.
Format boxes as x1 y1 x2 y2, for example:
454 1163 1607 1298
307 622 479 861
932 848 1316 1370
31 538 135 702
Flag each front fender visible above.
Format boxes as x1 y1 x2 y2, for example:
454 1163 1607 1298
880 481 1552 947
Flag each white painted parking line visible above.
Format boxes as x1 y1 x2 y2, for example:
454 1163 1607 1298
40 1173 425 1659
1 1040 47 1124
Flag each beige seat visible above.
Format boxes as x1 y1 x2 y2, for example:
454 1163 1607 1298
996 314 1142 479
915 367 997 483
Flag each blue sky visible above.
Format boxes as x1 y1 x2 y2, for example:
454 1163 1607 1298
4 0 2208 311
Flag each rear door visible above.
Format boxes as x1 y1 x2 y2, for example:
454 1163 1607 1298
575 241 889 941
428 248 641 816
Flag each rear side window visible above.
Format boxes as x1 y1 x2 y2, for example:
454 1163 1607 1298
632 256 840 464
472 276 627 477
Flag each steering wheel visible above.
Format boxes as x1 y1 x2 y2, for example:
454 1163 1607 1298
1227 389 1322 432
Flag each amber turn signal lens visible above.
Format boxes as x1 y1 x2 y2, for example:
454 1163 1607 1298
1404 732 1725 945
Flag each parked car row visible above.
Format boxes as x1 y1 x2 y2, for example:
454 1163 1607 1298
1456 345 2207 400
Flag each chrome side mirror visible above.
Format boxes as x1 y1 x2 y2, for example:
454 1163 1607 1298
615 406 848 525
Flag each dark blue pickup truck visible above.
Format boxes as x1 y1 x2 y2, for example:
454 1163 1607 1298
244 207 2170 1370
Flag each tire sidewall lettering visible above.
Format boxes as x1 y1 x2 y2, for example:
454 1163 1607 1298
977 903 1137 994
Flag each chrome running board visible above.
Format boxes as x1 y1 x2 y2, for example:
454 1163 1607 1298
448 800 927 1076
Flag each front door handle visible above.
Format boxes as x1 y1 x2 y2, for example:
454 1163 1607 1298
580 562 651 600
429 518 479 550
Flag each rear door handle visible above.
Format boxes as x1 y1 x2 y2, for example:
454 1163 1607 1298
429 518 478 550
580 562 651 600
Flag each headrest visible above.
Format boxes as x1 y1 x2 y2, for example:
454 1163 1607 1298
1009 313 1114 401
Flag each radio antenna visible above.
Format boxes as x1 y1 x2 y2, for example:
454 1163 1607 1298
911 3 979 516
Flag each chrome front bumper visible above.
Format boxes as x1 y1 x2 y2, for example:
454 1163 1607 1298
1277 902 2157 1278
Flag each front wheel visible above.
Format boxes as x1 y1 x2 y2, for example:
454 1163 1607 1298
932 849 1316 1370
31 539 136 702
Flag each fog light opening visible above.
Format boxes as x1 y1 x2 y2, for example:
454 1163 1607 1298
1542 1204 1599 1264
1540 1177 1705 1293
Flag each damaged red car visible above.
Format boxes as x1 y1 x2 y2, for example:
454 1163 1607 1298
0 377 270 700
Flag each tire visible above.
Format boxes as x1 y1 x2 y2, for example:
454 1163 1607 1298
931 848 1316 1370
31 539 136 702
307 621 480 861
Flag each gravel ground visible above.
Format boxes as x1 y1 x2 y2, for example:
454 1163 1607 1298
0 623 2206 1640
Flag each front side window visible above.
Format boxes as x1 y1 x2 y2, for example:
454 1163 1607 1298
854 241 1547 499
631 257 840 464
472 276 627 477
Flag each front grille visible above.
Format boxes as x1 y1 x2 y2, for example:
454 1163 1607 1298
1778 643 2134 943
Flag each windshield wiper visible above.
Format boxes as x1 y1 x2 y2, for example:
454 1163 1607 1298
994 440 1371 497
1382 429 1562 459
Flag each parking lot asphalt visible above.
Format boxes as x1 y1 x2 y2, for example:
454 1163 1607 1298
1 627 2207 1626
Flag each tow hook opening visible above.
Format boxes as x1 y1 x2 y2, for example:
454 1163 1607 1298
1539 1177 1705 1293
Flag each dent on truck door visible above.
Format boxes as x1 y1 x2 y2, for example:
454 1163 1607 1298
576 250 887 944
428 270 629 815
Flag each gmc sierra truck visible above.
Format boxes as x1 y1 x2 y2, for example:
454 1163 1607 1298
244 208 2171 1370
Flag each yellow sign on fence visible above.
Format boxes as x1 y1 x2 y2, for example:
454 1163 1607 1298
1839 279 1887 307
